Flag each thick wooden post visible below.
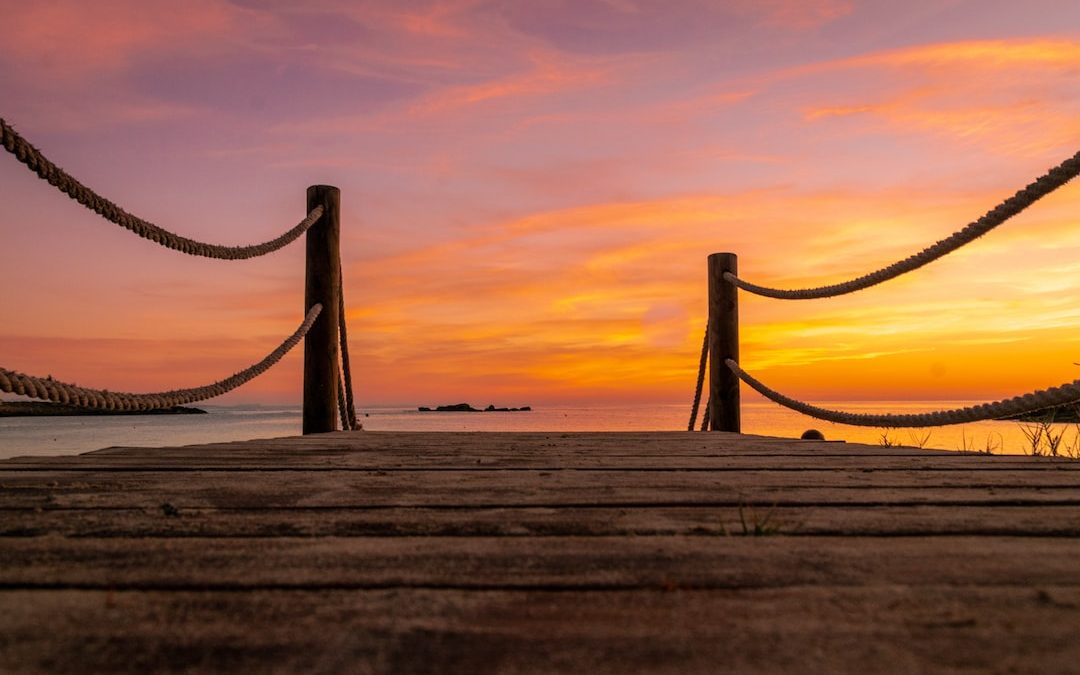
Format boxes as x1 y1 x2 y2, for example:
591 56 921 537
303 186 341 434
708 253 740 432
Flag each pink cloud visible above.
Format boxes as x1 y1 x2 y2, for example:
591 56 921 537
732 0 855 30
0 0 247 78
792 39 1080 156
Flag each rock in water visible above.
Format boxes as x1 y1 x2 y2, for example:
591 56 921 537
435 403 480 412
417 403 532 413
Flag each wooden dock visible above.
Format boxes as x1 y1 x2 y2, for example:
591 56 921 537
2 431 1079 674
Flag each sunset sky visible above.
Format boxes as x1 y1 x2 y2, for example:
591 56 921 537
1 0 1078 407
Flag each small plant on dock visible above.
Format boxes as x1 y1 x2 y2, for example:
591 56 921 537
1018 409 1065 457
1014 406 1080 458
1018 421 1044 455
1063 428 1080 460
1061 412 1080 459
736 502 786 536
880 429 931 449
957 429 1001 455
1063 405 1080 459
980 432 1002 455
906 430 933 449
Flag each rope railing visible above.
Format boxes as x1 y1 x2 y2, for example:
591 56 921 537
2 116 358 431
0 305 321 411
725 358 1080 428
337 269 359 430
724 150 1080 300
336 369 350 431
0 117 323 259
687 324 708 430
694 149 1080 434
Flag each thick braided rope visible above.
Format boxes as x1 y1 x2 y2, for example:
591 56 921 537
336 360 348 432
725 150 1080 299
700 398 710 431
0 117 323 259
688 324 708 430
726 359 1080 428
0 305 321 411
338 270 359 430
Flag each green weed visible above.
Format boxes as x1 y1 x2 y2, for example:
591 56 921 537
736 502 786 536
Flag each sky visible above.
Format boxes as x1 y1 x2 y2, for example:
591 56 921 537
0 0 1078 407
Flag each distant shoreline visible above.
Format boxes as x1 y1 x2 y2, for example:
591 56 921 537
0 401 207 417
418 403 532 413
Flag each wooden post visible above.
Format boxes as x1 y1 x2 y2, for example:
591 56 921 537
303 185 341 434
708 252 740 432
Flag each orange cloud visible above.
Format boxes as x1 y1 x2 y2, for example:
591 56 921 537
337 173 1080 404
796 39 1080 155
843 39 1080 69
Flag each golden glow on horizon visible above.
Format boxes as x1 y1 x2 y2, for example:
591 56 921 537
1 2 1078 406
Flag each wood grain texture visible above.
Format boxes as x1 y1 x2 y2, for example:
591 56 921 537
303 185 341 435
707 253 740 432
1 431 1078 674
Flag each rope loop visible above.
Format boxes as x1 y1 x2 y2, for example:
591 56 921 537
725 150 1080 299
337 268 359 430
1 305 322 411
0 117 323 259
726 359 1080 428
688 324 708 430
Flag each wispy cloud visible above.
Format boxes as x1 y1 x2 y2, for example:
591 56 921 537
406 50 615 115
796 39 1080 155
0 0 248 78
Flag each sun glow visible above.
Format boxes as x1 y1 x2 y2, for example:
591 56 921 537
1 2 1078 406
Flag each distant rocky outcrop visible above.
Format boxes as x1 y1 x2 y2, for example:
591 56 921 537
418 403 531 412
0 401 207 417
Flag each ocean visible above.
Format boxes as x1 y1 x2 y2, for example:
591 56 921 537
1 401 1075 459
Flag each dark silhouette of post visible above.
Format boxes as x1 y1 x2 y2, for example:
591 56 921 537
303 186 341 434
708 252 740 432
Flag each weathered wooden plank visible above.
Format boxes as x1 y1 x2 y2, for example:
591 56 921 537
2 587 1077 675
3 536 1079 589
3 469 1080 510
3 505 1080 538
4 452 1073 471
5 431 1056 474
3 485 1077 510
5 468 1078 490
2 431 1077 674
68 430 962 457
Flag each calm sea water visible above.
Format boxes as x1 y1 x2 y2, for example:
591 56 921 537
0 401 1075 459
